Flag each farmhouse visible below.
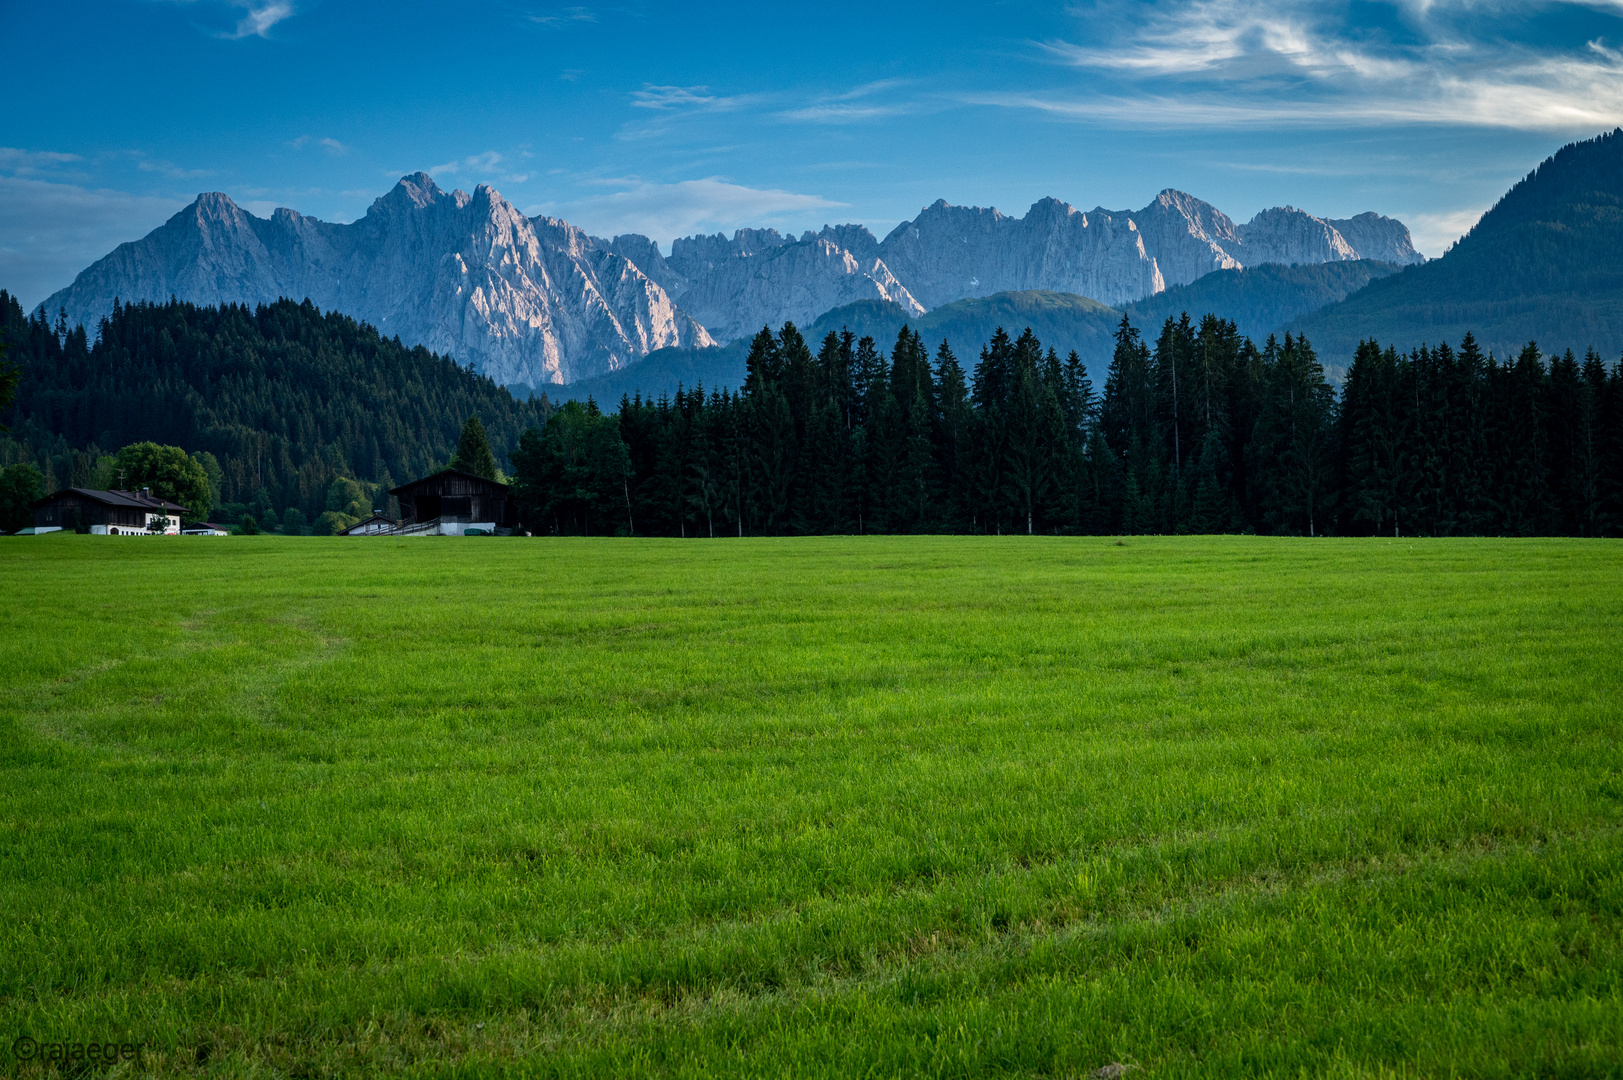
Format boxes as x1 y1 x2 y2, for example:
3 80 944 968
31 488 188 535
388 470 514 536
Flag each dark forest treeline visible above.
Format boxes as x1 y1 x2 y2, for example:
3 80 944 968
5 288 1621 537
514 317 1623 537
0 293 552 521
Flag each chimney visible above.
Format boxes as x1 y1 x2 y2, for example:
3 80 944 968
141 487 151 501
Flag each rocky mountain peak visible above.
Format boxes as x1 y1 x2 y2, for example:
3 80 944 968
1325 212 1421 265
1025 196 1081 221
45 176 711 386
1236 207 1358 265
392 171 446 208
190 191 248 221
802 224 880 263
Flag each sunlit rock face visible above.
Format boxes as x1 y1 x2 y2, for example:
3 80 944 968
1324 212 1423 266
872 197 1165 310
591 228 924 342
592 188 1419 343
46 173 712 386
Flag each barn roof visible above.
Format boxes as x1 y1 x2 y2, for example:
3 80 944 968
389 469 509 496
338 514 399 535
33 487 189 513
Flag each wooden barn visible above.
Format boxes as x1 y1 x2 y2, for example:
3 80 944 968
31 488 188 535
388 470 514 536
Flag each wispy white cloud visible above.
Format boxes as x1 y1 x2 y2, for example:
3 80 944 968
222 1 294 39
430 151 503 174
774 79 929 124
0 147 86 180
536 177 844 245
287 135 348 155
1406 205 1490 256
630 85 745 112
422 152 530 187
1015 0 1623 131
135 156 215 179
526 5 596 26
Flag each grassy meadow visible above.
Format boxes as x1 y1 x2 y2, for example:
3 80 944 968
0 534 1620 1077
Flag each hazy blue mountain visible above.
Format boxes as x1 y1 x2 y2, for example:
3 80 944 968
1290 128 1623 364
548 339 753 404
557 291 1124 402
1126 260 1401 346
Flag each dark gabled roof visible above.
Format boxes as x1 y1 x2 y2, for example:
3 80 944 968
32 487 189 513
389 468 509 496
338 514 398 534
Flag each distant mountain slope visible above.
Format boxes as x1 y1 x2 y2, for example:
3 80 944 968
1126 260 1401 345
544 339 751 404
558 290 1124 402
582 190 1420 339
797 290 1121 366
42 174 712 386
914 290 1120 363
1290 128 1623 362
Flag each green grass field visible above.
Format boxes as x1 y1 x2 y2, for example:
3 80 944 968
1 535 1620 1077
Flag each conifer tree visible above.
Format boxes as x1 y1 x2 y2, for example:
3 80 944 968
933 340 973 531
1248 335 1336 536
449 415 500 480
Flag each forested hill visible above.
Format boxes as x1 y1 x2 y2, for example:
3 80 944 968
1291 128 1623 360
1126 260 1399 366
556 271 1405 406
0 293 552 519
555 292 1124 405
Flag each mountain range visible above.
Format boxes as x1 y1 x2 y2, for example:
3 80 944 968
557 262 1403 406
42 176 1419 387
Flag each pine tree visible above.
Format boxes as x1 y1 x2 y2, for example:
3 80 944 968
449 415 500 481
1249 335 1336 536
933 340 973 532
1101 316 1159 533
1493 343 1551 535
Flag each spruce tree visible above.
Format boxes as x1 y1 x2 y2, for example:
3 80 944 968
449 415 500 481
933 340 973 531
1248 335 1336 536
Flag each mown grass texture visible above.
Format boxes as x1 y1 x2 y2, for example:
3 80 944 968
0 535 1619 1078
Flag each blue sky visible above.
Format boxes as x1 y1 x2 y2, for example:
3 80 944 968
4 0 1622 308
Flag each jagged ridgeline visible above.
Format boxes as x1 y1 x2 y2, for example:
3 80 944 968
0 293 551 518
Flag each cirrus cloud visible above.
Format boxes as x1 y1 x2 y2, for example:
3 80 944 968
536 177 845 245
1001 0 1623 131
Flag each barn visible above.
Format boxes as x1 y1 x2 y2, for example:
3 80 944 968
31 488 189 535
388 470 514 536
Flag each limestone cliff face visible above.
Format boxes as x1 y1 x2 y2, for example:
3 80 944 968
1231 206 1359 266
590 228 922 342
873 198 1164 310
666 237 923 342
1325 213 1422 265
768 190 1421 314
45 174 712 386
1127 189 1243 290
801 224 881 263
